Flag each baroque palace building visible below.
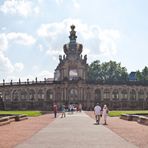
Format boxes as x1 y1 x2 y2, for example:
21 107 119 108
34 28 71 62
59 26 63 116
0 25 148 111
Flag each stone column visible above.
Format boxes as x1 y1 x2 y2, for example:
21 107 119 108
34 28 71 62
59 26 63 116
18 89 21 101
135 87 139 101
65 87 67 101
144 89 147 101
118 88 121 101
127 87 130 101
101 87 104 102
110 87 112 101
79 87 82 101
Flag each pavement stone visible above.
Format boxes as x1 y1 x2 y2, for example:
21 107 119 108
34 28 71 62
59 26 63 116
15 111 137 148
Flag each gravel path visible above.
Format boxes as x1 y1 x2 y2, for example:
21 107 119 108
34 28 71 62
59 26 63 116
86 111 148 148
0 114 55 148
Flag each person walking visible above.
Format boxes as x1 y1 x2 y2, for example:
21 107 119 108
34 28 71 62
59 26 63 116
102 104 109 125
53 104 58 118
79 103 82 112
61 104 66 118
94 103 101 124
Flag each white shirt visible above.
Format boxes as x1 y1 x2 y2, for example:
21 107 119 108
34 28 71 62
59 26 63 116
94 105 101 115
102 108 108 116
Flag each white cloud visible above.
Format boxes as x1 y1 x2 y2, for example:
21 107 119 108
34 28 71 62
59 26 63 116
32 65 39 71
0 32 34 81
55 0 80 9
0 51 25 82
1 27 7 31
37 23 65 37
0 32 35 53
55 0 64 5
46 50 62 56
99 29 120 55
31 66 54 81
0 34 13 76
34 6 40 14
0 52 14 74
38 44 44 52
82 47 90 55
37 70 53 80
0 33 8 52
7 32 36 45
37 18 120 58
2 69 53 83
14 63 24 72
72 0 80 9
0 0 40 17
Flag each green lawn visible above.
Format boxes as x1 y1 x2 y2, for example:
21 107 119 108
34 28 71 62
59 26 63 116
109 110 148 117
0 111 42 117
1 110 148 117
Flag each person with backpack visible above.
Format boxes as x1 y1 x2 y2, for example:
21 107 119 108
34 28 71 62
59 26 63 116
61 104 66 118
94 103 101 124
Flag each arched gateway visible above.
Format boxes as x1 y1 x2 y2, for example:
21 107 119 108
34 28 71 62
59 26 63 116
0 25 148 110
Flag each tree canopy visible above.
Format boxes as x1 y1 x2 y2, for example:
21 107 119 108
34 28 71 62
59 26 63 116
88 60 148 82
136 66 148 81
88 60 128 82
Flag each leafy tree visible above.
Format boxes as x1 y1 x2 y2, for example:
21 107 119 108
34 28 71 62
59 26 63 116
142 66 148 80
88 60 102 81
136 66 148 81
88 60 128 82
101 61 128 81
136 70 142 80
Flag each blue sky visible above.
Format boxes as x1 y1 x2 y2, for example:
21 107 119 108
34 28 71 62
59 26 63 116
0 0 148 82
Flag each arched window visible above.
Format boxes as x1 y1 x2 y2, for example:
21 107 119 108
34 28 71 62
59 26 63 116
138 90 144 100
0 92 3 101
46 89 53 100
103 89 110 100
12 90 18 101
86 92 91 100
130 89 136 101
69 88 78 102
29 89 35 100
146 92 148 101
5 91 10 100
70 88 78 96
38 89 44 99
112 89 119 100
121 90 128 100
21 90 27 100
95 89 101 102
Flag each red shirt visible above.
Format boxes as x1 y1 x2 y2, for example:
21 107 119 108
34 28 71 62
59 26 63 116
53 105 57 112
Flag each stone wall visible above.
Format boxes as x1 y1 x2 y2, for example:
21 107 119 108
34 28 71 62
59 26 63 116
0 80 148 110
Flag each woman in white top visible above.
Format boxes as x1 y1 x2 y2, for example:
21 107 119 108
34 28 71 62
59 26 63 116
102 104 109 125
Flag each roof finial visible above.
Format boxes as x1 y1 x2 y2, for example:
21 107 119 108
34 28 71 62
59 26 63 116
69 25 77 42
71 25 75 31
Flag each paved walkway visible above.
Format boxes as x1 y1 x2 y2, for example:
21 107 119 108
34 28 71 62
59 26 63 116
16 111 137 148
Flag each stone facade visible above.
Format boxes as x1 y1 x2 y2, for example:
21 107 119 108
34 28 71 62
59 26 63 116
0 25 148 110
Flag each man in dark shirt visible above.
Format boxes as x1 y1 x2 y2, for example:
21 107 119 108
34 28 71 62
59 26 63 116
53 104 57 118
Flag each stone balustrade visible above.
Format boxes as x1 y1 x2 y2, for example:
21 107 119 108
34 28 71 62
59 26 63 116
120 114 148 125
0 114 28 126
